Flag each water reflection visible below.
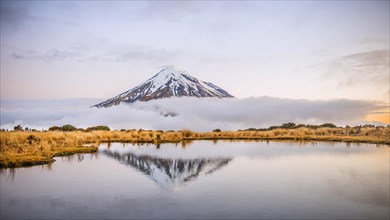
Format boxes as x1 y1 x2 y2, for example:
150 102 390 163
326 167 389 207
102 148 232 190
0 153 99 180
1 141 389 219
0 168 16 182
58 152 99 162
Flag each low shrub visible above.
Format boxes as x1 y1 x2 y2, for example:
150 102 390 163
61 124 77 132
14 125 23 131
48 126 61 131
181 129 193 138
85 126 110 132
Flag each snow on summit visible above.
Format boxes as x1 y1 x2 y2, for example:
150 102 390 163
93 66 234 108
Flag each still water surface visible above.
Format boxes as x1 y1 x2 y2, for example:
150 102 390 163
1 141 389 219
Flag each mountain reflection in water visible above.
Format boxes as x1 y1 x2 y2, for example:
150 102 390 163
1 141 389 219
102 148 232 190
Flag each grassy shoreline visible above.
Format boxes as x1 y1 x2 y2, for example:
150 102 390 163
1 127 389 168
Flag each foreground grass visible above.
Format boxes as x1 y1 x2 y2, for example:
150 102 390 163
1 126 389 168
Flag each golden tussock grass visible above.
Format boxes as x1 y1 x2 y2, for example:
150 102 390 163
1 126 389 168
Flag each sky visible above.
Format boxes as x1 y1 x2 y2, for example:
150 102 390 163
0 1 389 128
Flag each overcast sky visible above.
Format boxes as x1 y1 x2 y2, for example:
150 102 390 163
0 1 389 127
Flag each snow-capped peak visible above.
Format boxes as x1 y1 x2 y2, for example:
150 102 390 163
93 66 234 108
156 65 188 76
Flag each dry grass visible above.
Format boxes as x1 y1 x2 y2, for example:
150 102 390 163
1 126 389 168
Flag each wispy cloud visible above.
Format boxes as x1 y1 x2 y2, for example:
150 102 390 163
109 48 177 63
322 49 389 88
8 46 177 63
0 97 383 131
11 49 81 62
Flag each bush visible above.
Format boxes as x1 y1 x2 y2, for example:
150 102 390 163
85 126 110 132
245 128 258 131
181 129 193 138
319 123 337 128
281 122 296 129
14 125 23 131
61 124 77 132
27 135 39 144
48 126 61 131
213 129 221 132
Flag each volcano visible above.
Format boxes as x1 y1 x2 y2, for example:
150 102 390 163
93 66 233 108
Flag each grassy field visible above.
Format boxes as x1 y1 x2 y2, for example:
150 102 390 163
1 126 389 168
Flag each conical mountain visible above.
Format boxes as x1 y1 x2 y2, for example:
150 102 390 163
93 66 233 108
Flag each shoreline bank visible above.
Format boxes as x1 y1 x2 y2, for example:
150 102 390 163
1 127 389 168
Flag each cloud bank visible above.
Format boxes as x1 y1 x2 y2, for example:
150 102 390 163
0 97 384 131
